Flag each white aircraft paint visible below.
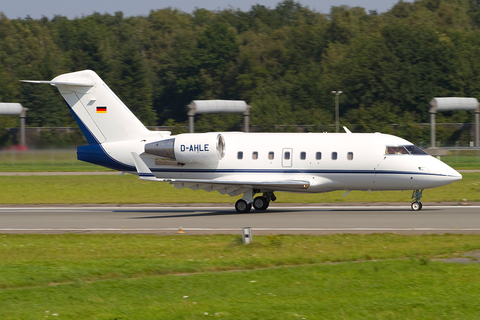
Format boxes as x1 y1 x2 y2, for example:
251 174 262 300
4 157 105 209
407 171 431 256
22 70 462 212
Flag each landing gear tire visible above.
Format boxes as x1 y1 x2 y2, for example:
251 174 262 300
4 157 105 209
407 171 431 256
235 199 252 213
411 202 423 211
411 189 424 211
253 196 269 211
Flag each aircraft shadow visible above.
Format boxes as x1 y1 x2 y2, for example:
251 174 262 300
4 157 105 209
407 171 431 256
123 207 426 219
128 210 255 219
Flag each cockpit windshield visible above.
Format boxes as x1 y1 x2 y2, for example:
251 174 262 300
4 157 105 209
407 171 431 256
404 145 427 155
385 145 427 155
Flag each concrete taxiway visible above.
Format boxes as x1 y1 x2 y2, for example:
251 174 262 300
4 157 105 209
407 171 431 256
0 205 479 234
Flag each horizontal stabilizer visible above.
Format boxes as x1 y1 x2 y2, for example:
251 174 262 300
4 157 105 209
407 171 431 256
20 80 93 87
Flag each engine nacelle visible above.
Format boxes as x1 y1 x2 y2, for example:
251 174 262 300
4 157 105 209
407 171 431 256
145 133 225 164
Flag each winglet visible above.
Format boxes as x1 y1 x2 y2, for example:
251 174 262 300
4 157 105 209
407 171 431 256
343 126 352 134
131 152 157 180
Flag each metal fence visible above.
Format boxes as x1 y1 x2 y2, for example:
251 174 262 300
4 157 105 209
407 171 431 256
0 149 93 169
5 123 480 149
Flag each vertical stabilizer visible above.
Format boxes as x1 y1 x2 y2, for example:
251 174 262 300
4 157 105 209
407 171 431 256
23 70 149 144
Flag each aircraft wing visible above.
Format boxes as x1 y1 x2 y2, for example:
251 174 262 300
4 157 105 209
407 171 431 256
131 152 310 196
166 178 310 196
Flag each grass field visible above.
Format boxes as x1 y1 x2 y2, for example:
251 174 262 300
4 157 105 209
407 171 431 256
1 233 480 319
1 151 478 318
440 149 480 169
0 173 478 204
0 150 110 172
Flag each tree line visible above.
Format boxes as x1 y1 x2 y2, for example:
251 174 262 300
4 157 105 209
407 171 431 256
1 0 480 146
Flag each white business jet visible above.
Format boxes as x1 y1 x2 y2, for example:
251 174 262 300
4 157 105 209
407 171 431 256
22 70 462 212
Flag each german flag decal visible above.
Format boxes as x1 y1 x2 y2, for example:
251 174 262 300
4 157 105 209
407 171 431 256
96 106 107 113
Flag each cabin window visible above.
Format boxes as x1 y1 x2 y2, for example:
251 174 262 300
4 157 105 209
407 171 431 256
268 152 275 160
332 152 337 160
385 146 408 155
316 152 322 160
284 151 291 160
252 151 258 160
300 152 306 160
237 151 243 160
347 152 354 160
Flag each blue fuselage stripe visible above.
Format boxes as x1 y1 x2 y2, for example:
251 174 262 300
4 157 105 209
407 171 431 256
139 173 155 177
147 168 448 177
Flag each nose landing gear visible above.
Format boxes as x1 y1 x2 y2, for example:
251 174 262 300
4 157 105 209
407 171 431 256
411 189 423 211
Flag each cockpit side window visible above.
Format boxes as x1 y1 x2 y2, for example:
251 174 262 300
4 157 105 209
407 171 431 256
405 145 427 155
385 146 409 155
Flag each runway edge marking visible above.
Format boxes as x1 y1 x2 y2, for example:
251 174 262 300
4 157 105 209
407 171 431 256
2 228 480 232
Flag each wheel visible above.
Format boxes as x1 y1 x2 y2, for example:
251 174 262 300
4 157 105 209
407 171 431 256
235 199 252 213
253 196 269 210
411 202 422 211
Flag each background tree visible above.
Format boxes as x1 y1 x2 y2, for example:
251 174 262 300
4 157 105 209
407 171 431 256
0 0 479 146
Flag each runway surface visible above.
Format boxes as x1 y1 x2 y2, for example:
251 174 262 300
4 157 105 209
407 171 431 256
0 205 479 234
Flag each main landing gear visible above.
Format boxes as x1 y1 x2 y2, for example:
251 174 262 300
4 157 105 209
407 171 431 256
235 191 276 213
411 189 423 211
235 199 252 213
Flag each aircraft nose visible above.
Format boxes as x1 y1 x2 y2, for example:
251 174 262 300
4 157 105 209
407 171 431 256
440 164 462 182
450 170 462 181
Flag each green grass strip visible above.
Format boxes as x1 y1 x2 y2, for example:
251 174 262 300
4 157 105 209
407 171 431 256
2 261 480 319
0 150 110 172
0 233 479 289
1 234 480 319
0 173 478 204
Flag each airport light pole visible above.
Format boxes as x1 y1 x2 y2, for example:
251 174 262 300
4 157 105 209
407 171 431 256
331 91 343 133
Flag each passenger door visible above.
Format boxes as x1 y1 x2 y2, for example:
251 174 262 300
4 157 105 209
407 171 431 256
282 148 293 167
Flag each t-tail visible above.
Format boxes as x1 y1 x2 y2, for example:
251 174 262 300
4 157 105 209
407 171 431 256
21 70 166 171
23 70 149 144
